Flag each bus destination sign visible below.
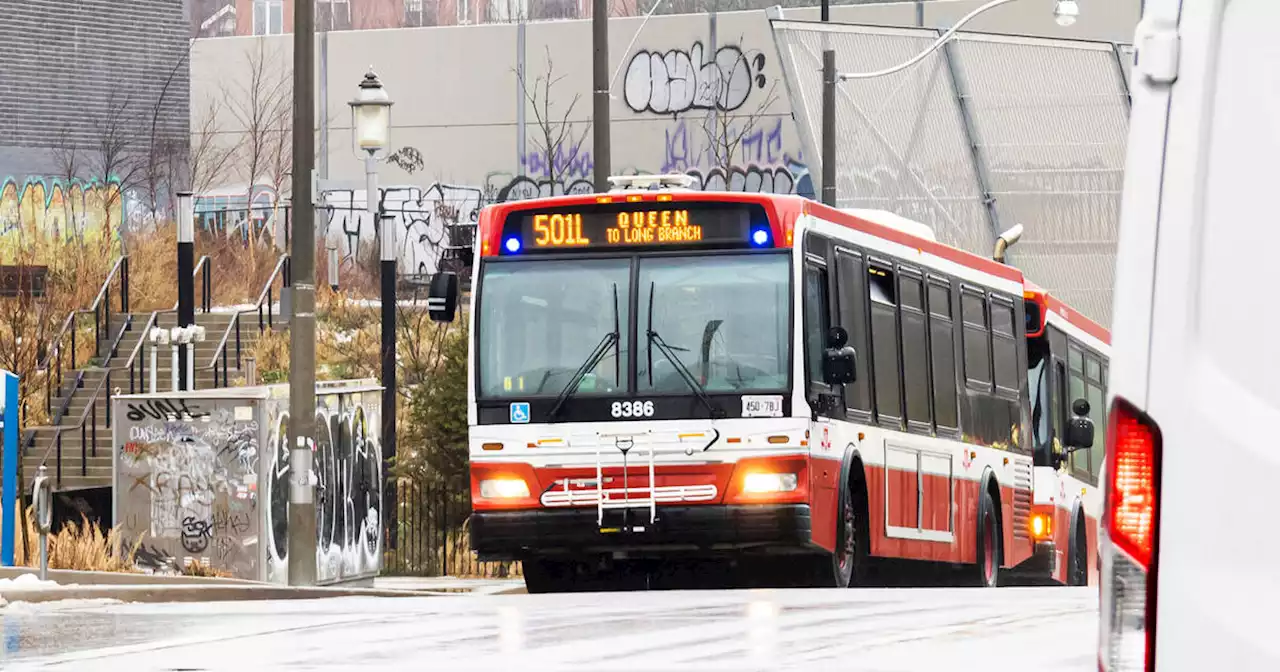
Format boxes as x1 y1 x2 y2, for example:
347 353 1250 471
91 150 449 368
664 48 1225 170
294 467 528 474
507 203 758 253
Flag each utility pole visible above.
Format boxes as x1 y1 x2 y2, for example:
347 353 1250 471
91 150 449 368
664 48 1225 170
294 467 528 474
288 0 318 587
592 0 610 191
820 0 837 206
176 192 195 388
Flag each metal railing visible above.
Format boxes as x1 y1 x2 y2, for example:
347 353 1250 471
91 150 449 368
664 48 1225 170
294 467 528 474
39 370 110 487
203 254 291 388
37 255 130 422
384 478 522 579
25 255 211 487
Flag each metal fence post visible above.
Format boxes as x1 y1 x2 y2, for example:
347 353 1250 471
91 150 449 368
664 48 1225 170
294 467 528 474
939 33 1003 245
1111 42 1132 111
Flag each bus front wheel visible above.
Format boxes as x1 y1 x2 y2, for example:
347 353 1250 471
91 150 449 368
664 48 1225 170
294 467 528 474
813 481 868 588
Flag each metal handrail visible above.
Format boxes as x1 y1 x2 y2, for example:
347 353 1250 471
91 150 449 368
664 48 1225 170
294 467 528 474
192 254 213 313
37 255 130 419
24 255 210 483
37 370 113 487
202 254 291 388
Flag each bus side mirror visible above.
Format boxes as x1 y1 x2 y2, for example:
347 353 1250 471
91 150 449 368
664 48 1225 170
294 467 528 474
823 326 857 385
1065 398 1094 450
428 271 460 323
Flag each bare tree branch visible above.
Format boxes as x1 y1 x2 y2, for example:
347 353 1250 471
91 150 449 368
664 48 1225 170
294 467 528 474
515 46 592 192
90 90 144 235
701 75 779 177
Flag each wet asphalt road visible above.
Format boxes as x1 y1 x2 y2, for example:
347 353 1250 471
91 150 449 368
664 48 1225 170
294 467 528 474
0 587 1098 671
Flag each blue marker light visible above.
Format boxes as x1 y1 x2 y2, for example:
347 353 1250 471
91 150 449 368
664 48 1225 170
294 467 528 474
750 227 771 247
504 236 522 253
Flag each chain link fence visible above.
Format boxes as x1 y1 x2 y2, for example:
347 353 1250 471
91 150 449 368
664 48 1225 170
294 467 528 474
771 19 1131 326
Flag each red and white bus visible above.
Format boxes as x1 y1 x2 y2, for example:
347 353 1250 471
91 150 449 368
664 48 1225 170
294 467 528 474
1023 283 1110 586
427 175 1101 592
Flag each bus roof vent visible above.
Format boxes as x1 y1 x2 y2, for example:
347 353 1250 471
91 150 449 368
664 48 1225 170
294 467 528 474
607 174 698 191
840 208 937 242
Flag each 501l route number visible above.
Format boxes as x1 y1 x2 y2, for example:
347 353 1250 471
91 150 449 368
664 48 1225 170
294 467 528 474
611 401 654 418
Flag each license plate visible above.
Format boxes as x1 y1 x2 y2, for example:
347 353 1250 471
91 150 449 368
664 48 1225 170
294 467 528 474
741 395 783 418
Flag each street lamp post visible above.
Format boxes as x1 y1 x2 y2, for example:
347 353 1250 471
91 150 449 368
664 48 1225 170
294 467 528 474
348 71 398 549
818 0 1081 205
176 192 195 389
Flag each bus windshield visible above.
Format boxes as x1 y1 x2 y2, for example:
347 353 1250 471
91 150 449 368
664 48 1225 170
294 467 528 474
637 254 790 393
476 252 790 399
478 258 631 399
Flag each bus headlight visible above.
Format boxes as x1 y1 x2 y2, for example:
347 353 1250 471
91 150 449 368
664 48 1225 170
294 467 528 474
480 478 531 499
742 472 798 494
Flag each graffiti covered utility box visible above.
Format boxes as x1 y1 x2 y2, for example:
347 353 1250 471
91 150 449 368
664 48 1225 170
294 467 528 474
111 379 384 586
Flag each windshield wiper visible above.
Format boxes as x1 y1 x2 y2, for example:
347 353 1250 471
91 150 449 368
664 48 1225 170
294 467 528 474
548 283 621 419
646 281 725 419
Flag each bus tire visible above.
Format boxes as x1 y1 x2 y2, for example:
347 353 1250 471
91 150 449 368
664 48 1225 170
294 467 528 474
522 558 577 594
971 486 1002 588
814 480 868 588
1067 515 1088 587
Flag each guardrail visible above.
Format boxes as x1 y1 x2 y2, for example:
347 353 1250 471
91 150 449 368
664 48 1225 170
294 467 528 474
204 254 291 388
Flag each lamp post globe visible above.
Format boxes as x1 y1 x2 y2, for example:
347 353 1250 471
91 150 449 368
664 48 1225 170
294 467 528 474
349 69 394 154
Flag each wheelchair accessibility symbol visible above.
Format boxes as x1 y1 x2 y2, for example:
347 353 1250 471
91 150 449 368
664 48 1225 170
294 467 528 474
509 402 530 424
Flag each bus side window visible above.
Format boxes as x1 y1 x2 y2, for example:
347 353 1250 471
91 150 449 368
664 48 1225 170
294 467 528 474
1068 343 1089 479
1054 359 1069 455
868 263 902 428
899 268 931 434
803 260 831 393
835 249 872 419
961 289 992 391
1085 352 1106 483
927 278 958 433
991 297 1019 396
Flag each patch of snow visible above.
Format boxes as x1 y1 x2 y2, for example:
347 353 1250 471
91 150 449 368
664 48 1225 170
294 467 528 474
0 574 59 590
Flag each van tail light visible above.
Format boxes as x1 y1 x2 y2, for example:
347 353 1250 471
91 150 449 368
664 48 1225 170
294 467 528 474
1098 397 1162 672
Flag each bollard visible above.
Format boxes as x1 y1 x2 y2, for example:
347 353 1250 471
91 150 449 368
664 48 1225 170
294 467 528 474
170 343 179 392
244 355 258 386
32 465 52 581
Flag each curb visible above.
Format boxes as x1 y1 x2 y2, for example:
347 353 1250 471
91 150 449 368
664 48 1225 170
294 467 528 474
0 584 460 605
0 567 260 586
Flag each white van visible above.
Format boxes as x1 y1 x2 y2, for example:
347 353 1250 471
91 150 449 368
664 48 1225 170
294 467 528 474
1100 0 1280 670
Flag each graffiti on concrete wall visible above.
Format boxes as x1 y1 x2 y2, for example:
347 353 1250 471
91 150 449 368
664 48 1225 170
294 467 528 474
115 383 382 584
623 42 770 115
614 38 813 200
0 177 123 259
322 183 483 275
262 386 383 585
519 138 593 182
118 400 261 577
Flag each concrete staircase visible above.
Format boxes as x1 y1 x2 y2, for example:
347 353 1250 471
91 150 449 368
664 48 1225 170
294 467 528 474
23 310 282 492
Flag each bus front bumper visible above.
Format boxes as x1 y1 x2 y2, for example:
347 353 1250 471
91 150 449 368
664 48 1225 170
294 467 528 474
470 504 813 561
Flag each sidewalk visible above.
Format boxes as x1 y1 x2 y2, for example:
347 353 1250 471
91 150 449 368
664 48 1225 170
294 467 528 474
0 568 524 607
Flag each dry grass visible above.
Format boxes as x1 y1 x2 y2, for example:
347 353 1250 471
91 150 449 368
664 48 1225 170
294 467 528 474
445 518 522 579
180 559 233 578
18 507 142 573
124 228 283 312
250 326 291 384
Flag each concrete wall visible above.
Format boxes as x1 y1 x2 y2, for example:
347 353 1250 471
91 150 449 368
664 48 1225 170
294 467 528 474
190 2 1139 269
0 0 190 253
113 382 384 585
